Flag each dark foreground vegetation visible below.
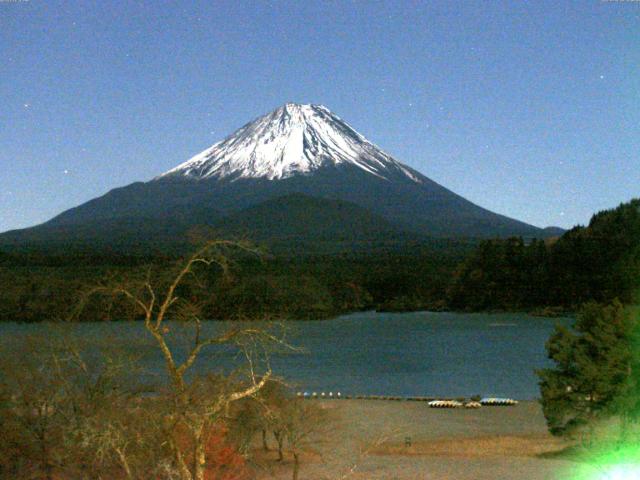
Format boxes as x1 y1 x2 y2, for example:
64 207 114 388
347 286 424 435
539 301 640 434
536 299 640 468
0 198 638 322
0 333 325 480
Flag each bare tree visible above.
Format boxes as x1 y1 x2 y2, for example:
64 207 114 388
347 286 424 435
0 332 147 480
75 240 287 480
282 399 328 480
254 380 291 461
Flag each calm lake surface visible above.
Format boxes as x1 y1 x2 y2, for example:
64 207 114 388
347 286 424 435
0 311 572 400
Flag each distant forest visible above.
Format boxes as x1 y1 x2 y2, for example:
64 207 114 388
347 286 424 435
1 198 638 322
449 198 640 312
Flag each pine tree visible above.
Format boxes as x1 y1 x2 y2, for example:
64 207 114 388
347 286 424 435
537 300 638 438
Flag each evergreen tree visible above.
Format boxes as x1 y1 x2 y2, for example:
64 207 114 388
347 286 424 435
537 300 638 437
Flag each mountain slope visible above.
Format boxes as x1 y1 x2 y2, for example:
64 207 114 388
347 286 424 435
0 193 420 254
0 103 556 251
0 204 222 252
213 193 418 244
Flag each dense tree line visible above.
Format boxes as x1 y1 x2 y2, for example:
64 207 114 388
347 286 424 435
0 246 465 322
449 199 640 312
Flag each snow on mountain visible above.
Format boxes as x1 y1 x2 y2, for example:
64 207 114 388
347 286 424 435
159 103 421 183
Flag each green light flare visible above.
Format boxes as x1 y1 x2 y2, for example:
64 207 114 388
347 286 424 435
572 444 640 480
599 465 640 480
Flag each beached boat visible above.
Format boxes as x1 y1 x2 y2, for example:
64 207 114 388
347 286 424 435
428 400 463 408
480 397 518 406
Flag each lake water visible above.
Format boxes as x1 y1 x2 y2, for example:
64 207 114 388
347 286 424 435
0 311 572 400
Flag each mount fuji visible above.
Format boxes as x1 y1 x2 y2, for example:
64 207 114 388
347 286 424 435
0 103 556 252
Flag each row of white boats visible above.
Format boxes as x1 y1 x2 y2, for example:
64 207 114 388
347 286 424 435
428 398 518 408
296 392 518 407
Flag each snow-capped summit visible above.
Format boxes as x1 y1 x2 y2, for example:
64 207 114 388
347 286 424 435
159 103 421 182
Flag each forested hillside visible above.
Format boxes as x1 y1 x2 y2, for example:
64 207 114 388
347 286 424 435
448 199 640 311
0 245 466 322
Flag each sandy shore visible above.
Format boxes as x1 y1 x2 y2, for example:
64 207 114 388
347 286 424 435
253 399 597 479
